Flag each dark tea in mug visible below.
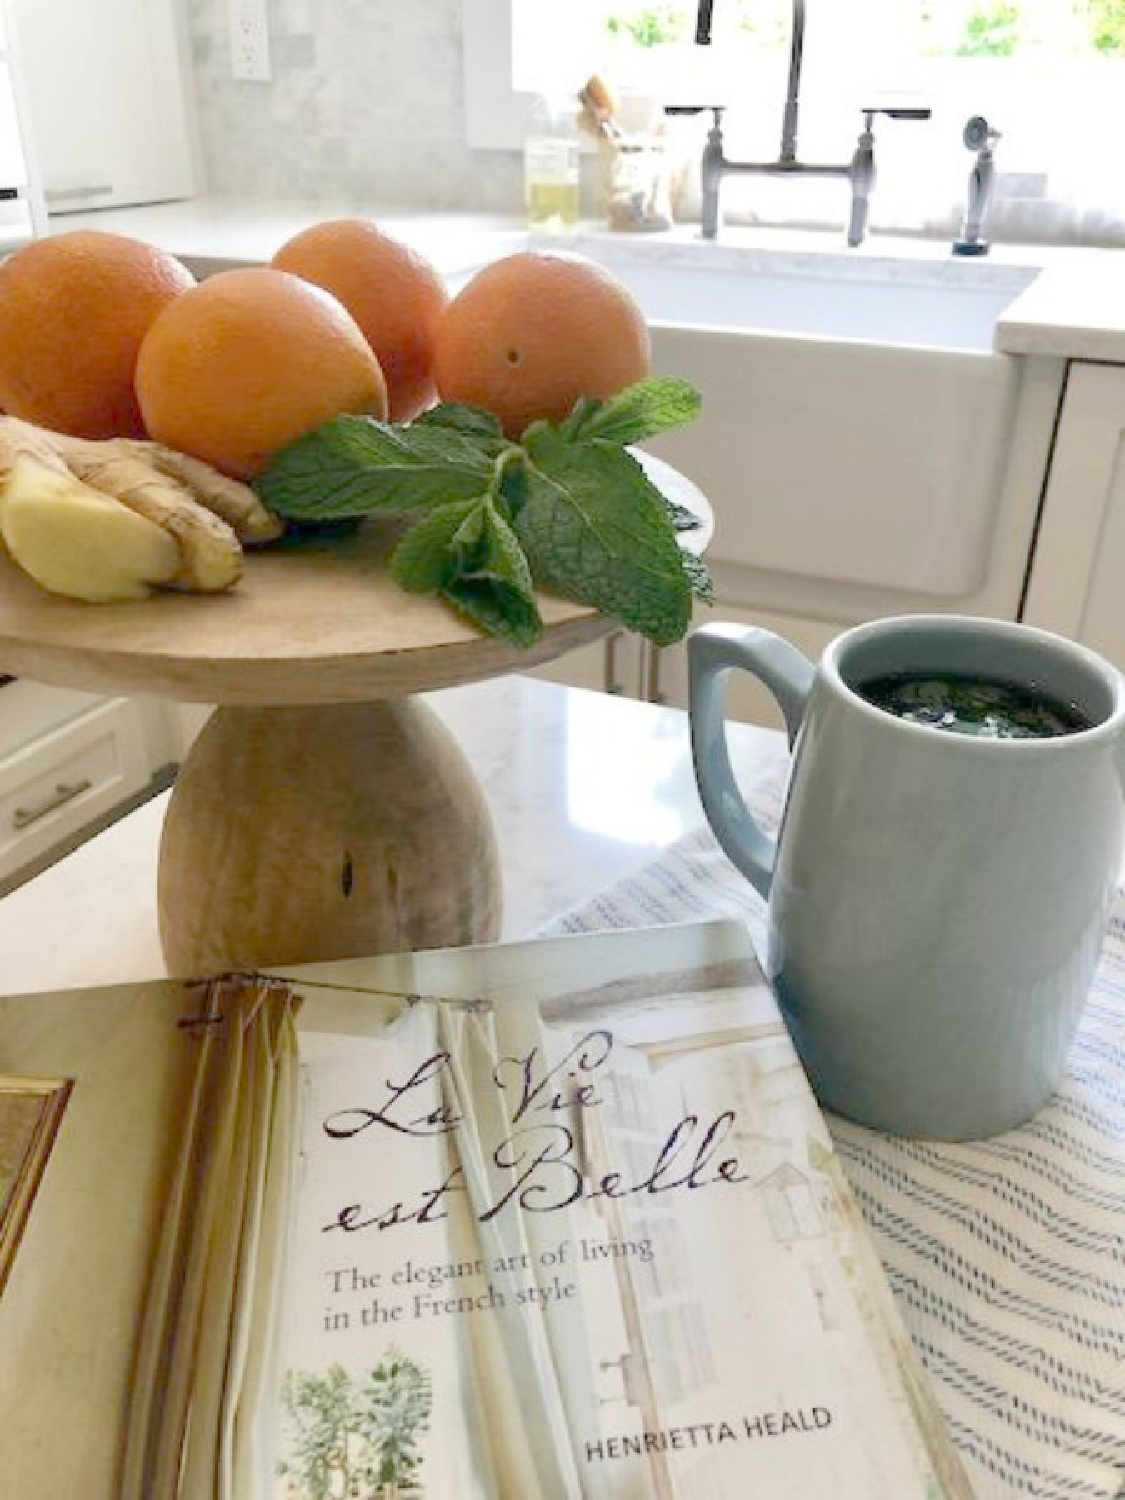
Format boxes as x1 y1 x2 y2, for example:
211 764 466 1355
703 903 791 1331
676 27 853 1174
855 671 1092 740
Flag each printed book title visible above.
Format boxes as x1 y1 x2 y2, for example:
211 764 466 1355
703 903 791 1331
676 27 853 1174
319 1027 750 1236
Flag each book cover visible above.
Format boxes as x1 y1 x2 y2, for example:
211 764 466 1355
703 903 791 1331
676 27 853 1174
0 920 972 1498
271 920 971 1499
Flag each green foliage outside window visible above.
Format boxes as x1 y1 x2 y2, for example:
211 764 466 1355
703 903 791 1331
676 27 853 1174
604 4 691 46
602 2 1125 57
1090 0 1125 52
957 2 1022 55
603 2 787 48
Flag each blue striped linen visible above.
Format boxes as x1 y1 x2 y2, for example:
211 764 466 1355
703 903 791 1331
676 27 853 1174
539 782 1125 1500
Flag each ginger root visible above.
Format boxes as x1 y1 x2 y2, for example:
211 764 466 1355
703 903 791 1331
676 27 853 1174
0 416 283 601
1 455 182 603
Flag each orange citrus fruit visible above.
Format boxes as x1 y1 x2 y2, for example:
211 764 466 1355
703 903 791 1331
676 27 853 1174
271 218 450 423
0 229 195 439
134 265 388 480
432 250 651 439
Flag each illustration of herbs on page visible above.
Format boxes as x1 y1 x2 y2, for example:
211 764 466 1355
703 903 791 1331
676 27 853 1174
276 966 948 1499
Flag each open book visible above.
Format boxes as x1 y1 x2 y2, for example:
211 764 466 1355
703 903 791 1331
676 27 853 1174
0 920 973 1498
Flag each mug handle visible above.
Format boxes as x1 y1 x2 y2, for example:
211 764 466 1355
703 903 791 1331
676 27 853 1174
688 623 816 899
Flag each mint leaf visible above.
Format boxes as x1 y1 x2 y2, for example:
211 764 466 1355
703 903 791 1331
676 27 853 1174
682 549 715 604
555 396 604 441
389 492 543 648
443 576 543 648
661 496 704 533
556 377 702 447
256 414 497 521
388 497 483 592
411 402 509 453
516 427 696 646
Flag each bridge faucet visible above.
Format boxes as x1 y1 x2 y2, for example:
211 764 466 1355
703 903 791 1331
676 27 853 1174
693 0 930 244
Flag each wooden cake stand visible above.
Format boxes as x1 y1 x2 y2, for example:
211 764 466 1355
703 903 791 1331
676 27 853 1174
0 455 710 976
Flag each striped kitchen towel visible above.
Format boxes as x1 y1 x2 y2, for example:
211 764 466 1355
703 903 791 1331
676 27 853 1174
540 788 1125 1500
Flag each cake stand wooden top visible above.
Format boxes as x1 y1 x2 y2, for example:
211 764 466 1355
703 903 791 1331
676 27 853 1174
0 453 711 706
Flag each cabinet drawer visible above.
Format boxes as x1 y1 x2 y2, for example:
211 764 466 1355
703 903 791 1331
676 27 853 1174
0 679 106 760
0 697 152 882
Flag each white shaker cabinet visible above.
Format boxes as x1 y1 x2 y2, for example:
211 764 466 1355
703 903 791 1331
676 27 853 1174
1021 362 1125 669
0 682 177 891
6 0 199 215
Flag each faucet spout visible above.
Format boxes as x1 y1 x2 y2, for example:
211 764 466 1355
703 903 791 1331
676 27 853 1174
779 0 806 163
696 0 806 161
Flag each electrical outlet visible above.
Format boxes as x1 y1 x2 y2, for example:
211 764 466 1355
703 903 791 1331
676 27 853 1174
228 0 271 83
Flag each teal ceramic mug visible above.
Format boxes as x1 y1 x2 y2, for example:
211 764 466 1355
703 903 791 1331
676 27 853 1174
688 615 1125 1139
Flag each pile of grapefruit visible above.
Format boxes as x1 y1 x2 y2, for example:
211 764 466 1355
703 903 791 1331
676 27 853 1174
0 220 652 482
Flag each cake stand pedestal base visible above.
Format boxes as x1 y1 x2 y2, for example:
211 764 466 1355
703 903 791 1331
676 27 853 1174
156 698 502 976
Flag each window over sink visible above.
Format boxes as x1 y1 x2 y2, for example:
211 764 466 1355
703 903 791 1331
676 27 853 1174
463 0 1125 246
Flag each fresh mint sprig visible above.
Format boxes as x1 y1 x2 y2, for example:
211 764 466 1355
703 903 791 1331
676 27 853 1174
255 376 711 648
514 427 694 647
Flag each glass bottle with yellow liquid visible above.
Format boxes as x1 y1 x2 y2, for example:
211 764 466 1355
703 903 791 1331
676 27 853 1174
524 95 580 230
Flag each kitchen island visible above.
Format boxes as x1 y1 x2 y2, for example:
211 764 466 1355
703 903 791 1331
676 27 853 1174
0 670 1122 1499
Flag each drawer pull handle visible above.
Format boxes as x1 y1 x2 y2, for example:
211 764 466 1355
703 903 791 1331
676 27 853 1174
13 778 93 829
44 184 114 203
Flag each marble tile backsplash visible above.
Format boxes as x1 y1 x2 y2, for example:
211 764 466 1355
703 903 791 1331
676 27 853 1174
185 0 523 211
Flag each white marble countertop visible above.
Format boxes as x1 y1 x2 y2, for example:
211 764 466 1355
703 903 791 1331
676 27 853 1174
44 196 529 279
44 193 1125 362
989 254 1125 359
0 673 784 998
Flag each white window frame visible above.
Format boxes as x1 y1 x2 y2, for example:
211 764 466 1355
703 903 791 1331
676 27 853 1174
462 0 536 150
462 0 621 148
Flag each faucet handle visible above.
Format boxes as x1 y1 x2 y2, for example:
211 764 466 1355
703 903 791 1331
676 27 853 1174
664 104 725 127
862 105 933 123
963 114 1001 151
665 103 725 146
855 103 932 143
